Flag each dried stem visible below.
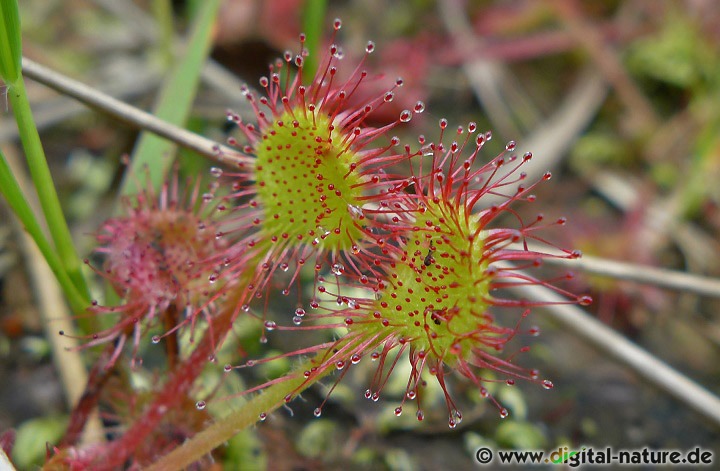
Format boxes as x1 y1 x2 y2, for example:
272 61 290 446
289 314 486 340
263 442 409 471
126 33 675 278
545 253 720 299
21 57 253 168
500 262 720 428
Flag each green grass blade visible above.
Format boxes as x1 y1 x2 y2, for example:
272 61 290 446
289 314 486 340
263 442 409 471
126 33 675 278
302 0 328 83
120 0 222 196
0 0 22 84
8 77 91 300
0 148 88 313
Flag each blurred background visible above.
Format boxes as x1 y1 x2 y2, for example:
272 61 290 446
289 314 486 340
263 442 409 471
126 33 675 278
1 0 719 469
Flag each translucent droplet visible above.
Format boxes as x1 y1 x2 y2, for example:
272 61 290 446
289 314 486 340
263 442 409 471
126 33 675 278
350 354 361 364
542 380 554 390
394 407 403 416
505 140 516 151
196 401 206 410
279 263 289 272
399 110 412 122
313 408 322 417
449 409 462 428
259 412 267 421
331 263 345 275
416 410 424 421
151 335 161 344
223 364 232 373
293 316 303 325
210 167 223 177
406 390 416 400
295 308 306 317
264 321 277 331
499 408 509 418
202 193 214 202
347 204 364 219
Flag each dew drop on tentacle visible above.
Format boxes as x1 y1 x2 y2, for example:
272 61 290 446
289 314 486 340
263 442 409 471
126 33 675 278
578 295 593 306
259 412 267 421
195 401 206 410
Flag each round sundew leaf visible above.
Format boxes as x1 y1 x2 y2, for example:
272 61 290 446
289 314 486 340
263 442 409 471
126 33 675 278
358 198 494 363
254 110 366 253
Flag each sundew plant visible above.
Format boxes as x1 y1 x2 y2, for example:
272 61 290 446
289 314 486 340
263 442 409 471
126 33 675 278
2 2 720 470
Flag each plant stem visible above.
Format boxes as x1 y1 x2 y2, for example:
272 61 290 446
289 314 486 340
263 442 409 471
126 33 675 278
7 78 90 301
145 359 327 471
